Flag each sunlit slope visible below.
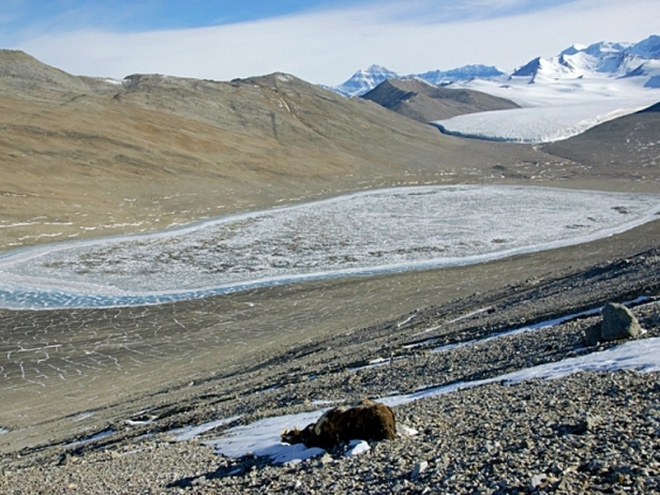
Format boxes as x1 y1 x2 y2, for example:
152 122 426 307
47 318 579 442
0 50 653 251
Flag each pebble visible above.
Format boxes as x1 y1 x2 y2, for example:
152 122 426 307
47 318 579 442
411 460 428 480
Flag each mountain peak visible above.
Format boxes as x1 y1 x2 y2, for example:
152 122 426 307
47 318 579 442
511 57 543 78
364 64 394 73
334 64 504 97
332 65 399 97
582 41 631 57
630 35 660 59
559 44 587 56
0 49 93 96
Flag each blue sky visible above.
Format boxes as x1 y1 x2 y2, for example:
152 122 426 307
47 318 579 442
1 1 366 34
2 0 659 84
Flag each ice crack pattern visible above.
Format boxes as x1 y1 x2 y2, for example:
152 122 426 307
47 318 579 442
1 185 659 309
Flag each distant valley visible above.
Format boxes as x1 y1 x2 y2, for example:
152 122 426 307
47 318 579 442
5 47 656 253
1 35 660 486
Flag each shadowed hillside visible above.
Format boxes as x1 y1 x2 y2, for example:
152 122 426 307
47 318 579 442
361 77 519 123
542 100 660 181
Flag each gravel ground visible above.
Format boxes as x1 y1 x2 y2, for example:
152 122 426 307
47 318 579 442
2 371 659 494
1 245 659 494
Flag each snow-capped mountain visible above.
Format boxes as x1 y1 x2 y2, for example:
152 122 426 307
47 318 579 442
333 64 503 97
412 65 504 86
332 64 398 97
511 35 660 85
333 35 660 96
331 35 660 144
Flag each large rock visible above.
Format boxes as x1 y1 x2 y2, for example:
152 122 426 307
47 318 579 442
601 302 642 341
281 399 396 449
586 302 641 346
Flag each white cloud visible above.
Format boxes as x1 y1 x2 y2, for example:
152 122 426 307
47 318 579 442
14 0 660 85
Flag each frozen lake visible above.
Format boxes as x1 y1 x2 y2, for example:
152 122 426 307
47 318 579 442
1 185 659 309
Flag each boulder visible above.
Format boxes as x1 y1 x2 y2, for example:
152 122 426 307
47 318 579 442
585 302 641 346
281 399 396 449
601 302 641 341
584 324 602 347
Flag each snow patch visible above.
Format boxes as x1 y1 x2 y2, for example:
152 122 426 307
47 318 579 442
64 429 115 449
345 440 370 457
204 409 326 464
430 296 649 354
169 416 242 442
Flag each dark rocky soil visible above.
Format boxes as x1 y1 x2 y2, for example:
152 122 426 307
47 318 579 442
1 221 659 493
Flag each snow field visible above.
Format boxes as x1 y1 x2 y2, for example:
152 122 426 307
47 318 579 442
436 76 660 143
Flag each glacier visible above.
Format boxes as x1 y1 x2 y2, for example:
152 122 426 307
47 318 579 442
435 76 660 143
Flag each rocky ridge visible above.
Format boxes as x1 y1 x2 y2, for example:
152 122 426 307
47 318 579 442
361 78 518 123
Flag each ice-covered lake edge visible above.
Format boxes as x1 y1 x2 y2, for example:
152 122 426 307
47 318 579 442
1 184 659 310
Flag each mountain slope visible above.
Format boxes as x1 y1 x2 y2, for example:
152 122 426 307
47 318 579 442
0 49 106 97
542 100 660 175
361 78 518 123
0 51 551 252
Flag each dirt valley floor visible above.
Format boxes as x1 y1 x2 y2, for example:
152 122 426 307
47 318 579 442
1 52 660 493
1 216 659 493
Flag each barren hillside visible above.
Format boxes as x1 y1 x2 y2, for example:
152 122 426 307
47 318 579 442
0 50 627 252
542 100 660 179
361 77 519 123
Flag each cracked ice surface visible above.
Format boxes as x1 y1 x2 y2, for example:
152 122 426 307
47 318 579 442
432 101 648 143
0 185 659 309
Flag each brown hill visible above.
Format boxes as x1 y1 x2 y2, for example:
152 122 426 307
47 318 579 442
361 77 519 123
0 51 653 252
